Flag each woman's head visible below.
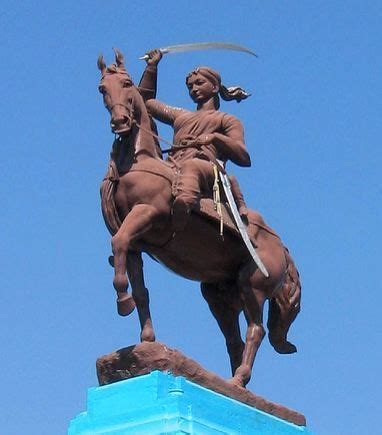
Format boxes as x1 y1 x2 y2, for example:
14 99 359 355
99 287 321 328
186 67 250 109
186 68 220 107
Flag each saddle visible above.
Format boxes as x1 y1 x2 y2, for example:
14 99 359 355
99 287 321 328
100 158 276 240
100 158 240 237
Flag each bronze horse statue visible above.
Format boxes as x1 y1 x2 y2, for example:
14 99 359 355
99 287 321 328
97 50 301 387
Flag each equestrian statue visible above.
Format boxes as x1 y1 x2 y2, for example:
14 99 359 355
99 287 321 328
97 48 301 388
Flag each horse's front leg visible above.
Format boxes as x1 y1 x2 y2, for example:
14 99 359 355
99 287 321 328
126 251 155 342
111 204 158 316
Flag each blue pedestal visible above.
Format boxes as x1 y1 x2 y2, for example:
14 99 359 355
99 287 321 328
69 371 312 434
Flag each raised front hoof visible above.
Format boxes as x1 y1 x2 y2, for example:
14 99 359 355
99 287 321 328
271 340 297 354
117 294 136 316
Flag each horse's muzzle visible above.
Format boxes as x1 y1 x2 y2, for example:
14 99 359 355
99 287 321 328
109 101 133 135
111 124 131 135
110 115 132 135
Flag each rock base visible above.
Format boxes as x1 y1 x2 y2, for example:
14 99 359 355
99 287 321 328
96 341 306 427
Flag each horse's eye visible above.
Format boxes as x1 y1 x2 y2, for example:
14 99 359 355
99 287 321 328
98 85 106 94
123 80 131 88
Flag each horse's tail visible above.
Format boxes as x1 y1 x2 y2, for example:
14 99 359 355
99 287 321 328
267 246 301 354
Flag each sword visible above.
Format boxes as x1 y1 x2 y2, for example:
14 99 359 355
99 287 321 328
218 165 269 278
139 42 257 60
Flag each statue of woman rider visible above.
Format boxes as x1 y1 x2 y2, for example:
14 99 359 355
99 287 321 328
139 50 251 230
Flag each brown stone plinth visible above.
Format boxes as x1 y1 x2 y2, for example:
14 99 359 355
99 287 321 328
96 341 306 427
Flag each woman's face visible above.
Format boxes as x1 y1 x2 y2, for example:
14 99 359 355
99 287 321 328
186 73 218 104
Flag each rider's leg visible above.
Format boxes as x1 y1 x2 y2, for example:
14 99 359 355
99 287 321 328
172 159 213 230
229 175 248 219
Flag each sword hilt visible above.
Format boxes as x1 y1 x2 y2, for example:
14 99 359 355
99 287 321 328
139 48 168 61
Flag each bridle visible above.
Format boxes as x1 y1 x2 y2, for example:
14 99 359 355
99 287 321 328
109 102 132 112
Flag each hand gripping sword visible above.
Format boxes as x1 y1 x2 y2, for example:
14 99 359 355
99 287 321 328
139 42 257 60
217 162 269 278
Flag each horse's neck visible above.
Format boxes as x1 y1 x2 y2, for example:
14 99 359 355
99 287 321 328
134 114 158 160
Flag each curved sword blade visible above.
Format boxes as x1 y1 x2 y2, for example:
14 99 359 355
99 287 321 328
219 171 269 278
139 42 257 60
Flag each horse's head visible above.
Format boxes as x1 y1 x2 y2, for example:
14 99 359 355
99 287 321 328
97 49 137 135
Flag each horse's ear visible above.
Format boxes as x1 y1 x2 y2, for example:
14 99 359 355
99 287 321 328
97 54 106 74
113 47 125 68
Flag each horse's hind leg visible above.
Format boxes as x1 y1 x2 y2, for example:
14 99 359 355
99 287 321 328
267 248 300 354
201 283 244 376
232 264 266 387
126 251 155 342
267 298 297 354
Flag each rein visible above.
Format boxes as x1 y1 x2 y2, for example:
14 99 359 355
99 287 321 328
130 119 225 174
132 119 175 154
111 134 174 185
110 105 203 155
132 119 205 155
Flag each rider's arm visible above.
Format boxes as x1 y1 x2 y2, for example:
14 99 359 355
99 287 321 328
138 65 158 101
212 115 251 167
145 100 184 126
138 49 162 101
138 48 184 124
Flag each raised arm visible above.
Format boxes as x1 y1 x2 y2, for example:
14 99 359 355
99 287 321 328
138 49 183 125
138 49 162 101
138 65 158 101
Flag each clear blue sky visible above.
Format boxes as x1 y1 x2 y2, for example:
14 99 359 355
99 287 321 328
1 1 381 434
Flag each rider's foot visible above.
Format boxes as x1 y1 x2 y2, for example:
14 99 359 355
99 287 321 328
239 205 248 220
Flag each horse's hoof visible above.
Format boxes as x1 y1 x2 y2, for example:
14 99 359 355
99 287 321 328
228 376 246 389
272 340 297 354
140 330 155 343
117 294 136 316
